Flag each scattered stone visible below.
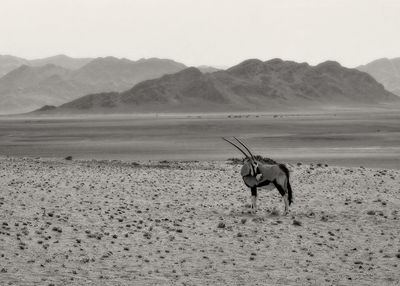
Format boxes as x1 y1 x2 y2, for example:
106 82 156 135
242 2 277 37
1 155 399 284
293 219 302 226
270 209 279 216
217 222 226 229
51 226 62 233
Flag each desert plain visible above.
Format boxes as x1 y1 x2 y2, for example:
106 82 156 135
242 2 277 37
0 110 399 285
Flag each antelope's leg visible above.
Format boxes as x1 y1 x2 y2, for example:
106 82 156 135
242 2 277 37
273 179 288 215
251 187 257 212
283 193 289 215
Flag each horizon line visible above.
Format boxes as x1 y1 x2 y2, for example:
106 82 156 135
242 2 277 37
2 53 397 69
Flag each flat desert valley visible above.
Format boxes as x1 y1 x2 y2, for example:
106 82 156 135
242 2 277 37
0 110 399 285
0 109 399 168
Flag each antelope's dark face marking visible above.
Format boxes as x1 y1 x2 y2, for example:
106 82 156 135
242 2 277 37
253 161 260 176
244 158 260 177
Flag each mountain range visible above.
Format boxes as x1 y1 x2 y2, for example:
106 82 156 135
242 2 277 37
48 58 398 114
357 58 400 96
0 55 187 114
1 54 399 114
0 54 92 77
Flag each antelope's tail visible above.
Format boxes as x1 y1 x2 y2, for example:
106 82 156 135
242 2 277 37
278 163 293 205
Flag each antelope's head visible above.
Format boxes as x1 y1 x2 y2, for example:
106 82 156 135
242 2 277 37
222 137 259 177
244 157 259 177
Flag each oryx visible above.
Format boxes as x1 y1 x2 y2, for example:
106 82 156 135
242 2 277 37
223 137 293 215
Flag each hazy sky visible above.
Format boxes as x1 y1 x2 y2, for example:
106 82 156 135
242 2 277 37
1 0 399 67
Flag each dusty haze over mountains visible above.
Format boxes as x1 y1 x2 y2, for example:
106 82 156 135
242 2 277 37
0 55 187 114
357 58 400 96
0 55 398 114
53 59 397 114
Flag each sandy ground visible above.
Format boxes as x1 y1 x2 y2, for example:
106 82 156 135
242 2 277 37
0 157 399 285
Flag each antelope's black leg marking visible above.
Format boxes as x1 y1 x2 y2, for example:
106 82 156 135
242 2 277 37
256 179 271 188
251 186 257 212
273 180 285 197
251 186 257 197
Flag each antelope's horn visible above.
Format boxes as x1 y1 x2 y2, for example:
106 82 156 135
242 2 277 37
222 137 250 160
233 137 255 161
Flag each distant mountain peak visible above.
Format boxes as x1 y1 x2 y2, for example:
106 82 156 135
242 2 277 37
2 63 65 78
226 59 265 75
89 56 126 64
264 58 284 65
317 60 342 68
0 54 27 60
176 66 202 76
364 57 391 65
357 57 400 96
235 58 264 68
137 57 166 61
98 56 119 61
47 54 70 59
197 65 221 73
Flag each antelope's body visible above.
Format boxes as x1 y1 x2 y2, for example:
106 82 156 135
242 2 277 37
223 137 293 215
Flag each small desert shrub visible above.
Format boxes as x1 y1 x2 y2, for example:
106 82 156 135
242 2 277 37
227 155 277 165
227 157 244 165
254 155 277 164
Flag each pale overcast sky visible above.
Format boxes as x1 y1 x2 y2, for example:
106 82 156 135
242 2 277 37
0 0 399 67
